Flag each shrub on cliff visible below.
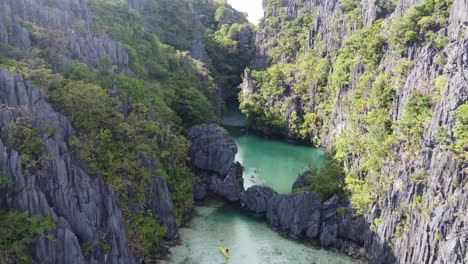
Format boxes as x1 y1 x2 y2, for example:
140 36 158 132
295 156 345 201
0 211 55 264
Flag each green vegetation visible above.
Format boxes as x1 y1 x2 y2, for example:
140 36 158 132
0 172 11 191
453 103 468 160
395 91 433 153
127 212 166 259
0 211 55 264
0 0 254 260
294 156 345 201
390 0 453 50
241 0 454 215
1 117 54 172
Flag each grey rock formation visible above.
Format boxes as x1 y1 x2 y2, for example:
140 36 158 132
246 0 468 262
0 0 130 71
190 37 210 65
239 185 276 215
241 68 259 98
127 0 148 12
291 171 311 191
267 192 322 239
0 70 138 263
146 175 178 240
186 124 244 202
186 124 237 175
208 163 244 202
239 186 367 257
193 179 207 201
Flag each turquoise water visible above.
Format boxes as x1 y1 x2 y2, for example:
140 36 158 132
161 199 361 264
231 129 324 193
162 103 359 264
223 103 324 193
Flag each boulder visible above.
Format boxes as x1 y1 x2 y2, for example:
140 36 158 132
209 163 244 202
186 124 237 175
193 179 207 201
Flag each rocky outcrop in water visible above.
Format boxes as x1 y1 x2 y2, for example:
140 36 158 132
186 124 244 202
187 124 238 175
291 171 311 191
239 185 276 215
240 185 370 259
0 70 138 263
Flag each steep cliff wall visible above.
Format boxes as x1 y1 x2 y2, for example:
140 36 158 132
0 0 130 71
0 0 256 262
242 0 467 263
0 70 137 263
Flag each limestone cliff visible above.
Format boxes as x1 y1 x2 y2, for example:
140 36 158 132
242 0 467 263
0 70 138 263
0 0 130 71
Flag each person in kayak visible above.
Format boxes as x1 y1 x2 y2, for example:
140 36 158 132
226 249 229 256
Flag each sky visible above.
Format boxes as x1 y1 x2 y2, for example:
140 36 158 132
227 0 264 24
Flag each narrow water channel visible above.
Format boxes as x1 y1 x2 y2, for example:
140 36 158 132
162 103 362 264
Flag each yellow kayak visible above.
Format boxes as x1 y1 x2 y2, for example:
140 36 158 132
219 247 230 259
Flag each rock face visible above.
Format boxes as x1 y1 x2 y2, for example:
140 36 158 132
186 124 237 175
245 0 468 263
186 124 243 202
146 175 178 240
240 185 368 258
0 0 130 71
241 68 258 97
127 0 148 12
291 171 311 191
0 70 138 263
190 37 210 65
267 192 322 239
239 185 276 215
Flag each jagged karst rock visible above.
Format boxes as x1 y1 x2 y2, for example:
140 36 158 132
186 124 237 175
190 37 210 65
186 124 243 202
291 171 311 191
208 163 244 202
241 68 259 97
245 0 468 262
0 0 130 71
266 192 322 239
239 186 366 256
239 185 277 215
146 175 178 240
193 179 207 201
0 70 138 264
